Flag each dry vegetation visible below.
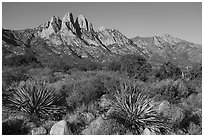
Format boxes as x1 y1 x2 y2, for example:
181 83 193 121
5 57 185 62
2 54 202 135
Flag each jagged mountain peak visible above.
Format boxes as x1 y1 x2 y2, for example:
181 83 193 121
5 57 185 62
50 16 61 31
153 34 183 46
77 14 86 21
50 16 60 22
63 12 74 21
97 26 106 32
97 26 116 32
40 12 94 37
61 11 76 34
75 14 93 32
159 34 181 41
61 12 75 26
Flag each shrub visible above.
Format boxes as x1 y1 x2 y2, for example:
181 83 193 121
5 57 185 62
188 63 202 80
59 71 144 112
119 54 151 79
2 108 34 135
2 118 30 135
155 61 182 80
41 54 102 72
148 78 189 104
178 109 201 134
107 81 171 135
187 122 202 135
59 71 128 110
64 78 105 109
182 93 202 110
27 67 53 78
73 58 102 71
161 104 185 127
8 78 66 122
2 66 29 87
89 118 127 135
2 53 39 67
105 60 121 71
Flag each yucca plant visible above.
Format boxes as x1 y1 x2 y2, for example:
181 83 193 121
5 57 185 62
107 82 171 135
8 78 65 121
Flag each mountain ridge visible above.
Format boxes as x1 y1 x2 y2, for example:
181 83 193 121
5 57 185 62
2 12 202 68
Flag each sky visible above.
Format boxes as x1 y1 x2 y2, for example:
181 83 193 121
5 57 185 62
2 2 202 44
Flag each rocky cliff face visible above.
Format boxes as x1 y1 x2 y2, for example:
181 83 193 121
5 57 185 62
2 12 202 67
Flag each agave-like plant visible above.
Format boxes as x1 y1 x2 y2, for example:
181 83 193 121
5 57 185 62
107 82 171 135
8 78 65 120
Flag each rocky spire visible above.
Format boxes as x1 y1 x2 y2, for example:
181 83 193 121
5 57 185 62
50 16 61 33
40 16 61 38
97 26 106 32
74 14 94 36
88 22 94 32
40 13 94 38
61 12 75 33
76 15 89 31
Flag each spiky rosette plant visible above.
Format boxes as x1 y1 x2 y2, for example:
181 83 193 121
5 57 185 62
8 78 66 121
107 82 171 135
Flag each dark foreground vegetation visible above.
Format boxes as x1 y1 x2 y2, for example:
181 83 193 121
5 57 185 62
2 54 202 135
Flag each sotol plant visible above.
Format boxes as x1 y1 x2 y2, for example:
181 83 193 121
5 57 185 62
8 78 65 121
107 81 171 135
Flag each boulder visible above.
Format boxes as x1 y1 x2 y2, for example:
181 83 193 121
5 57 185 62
81 117 104 135
41 120 58 132
157 100 170 113
99 94 112 108
142 128 156 135
49 120 72 135
171 106 184 124
31 127 47 135
25 122 37 134
163 105 185 124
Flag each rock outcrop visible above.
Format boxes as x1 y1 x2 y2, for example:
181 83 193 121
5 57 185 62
81 116 104 135
61 12 76 35
99 94 112 108
31 127 47 135
142 128 156 135
41 16 61 38
49 120 72 135
75 15 93 34
157 100 171 113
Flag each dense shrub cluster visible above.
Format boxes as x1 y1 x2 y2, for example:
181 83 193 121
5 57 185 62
147 78 189 103
39 54 102 72
155 61 182 80
104 54 152 81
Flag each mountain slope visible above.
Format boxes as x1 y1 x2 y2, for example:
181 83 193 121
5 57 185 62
2 12 202 68
131 35 201 68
